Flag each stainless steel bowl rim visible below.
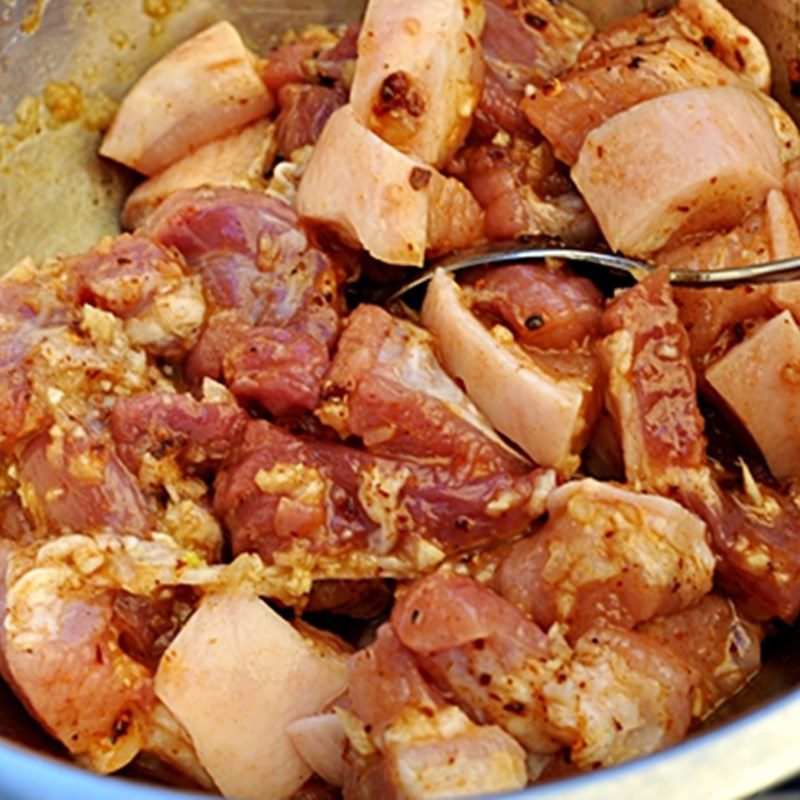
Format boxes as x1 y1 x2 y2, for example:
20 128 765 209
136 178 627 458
0 660 796 800
1 1 800 798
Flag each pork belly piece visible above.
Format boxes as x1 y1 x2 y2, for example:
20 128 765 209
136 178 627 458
524 38 738 166
579 0 770 91
350 0 485 167
786 158 800 222
122 120 278 230
318 304 524 471
287 713 347 788
706 311 800 480
100 22 274 176
0 540 208 780
640 594 761 720
344 625 527 799
572 87 783 257
214 419 555 579
492 479 714 637
421 268 600 473
145 187 344 415
660 189 800 273
664 191 800 372
525 0 772 164
297 105 483 267
155 592 348 799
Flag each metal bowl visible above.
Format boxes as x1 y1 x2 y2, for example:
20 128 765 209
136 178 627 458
1 1 800 798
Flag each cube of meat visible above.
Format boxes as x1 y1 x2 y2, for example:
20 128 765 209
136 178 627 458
286 713 346 788
155 592 348 800
640 594 761 720
421 269 598 473
376 572 698 772
663 190 800 372
476 0 594 138
345 625 527 799
214 419 555 579
492 479 715 637
600 272 800 622
1 563 154 773
572 86 783 257
579 0 770 91
600 270 708 493
392 571 560 754
319 304 524 470
524 38 740 166
706 311 800 480
122 120 277 229
145 186 344 414
296 105 483 267
17 424 151 538
100 22 274 175
350 0 485 167
542 624 695 770
349 719 528 799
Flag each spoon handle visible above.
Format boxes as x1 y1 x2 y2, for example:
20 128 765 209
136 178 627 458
668 254 800 287
386 244 800 303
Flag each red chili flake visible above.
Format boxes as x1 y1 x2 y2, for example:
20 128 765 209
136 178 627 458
789 58 800 98
409 167 432 190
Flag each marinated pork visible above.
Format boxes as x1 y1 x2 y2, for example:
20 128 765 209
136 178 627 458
100 22 274 175
3 0 800 795
350 0 485 167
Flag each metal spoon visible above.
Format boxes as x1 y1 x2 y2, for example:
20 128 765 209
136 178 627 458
385 241 800 302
